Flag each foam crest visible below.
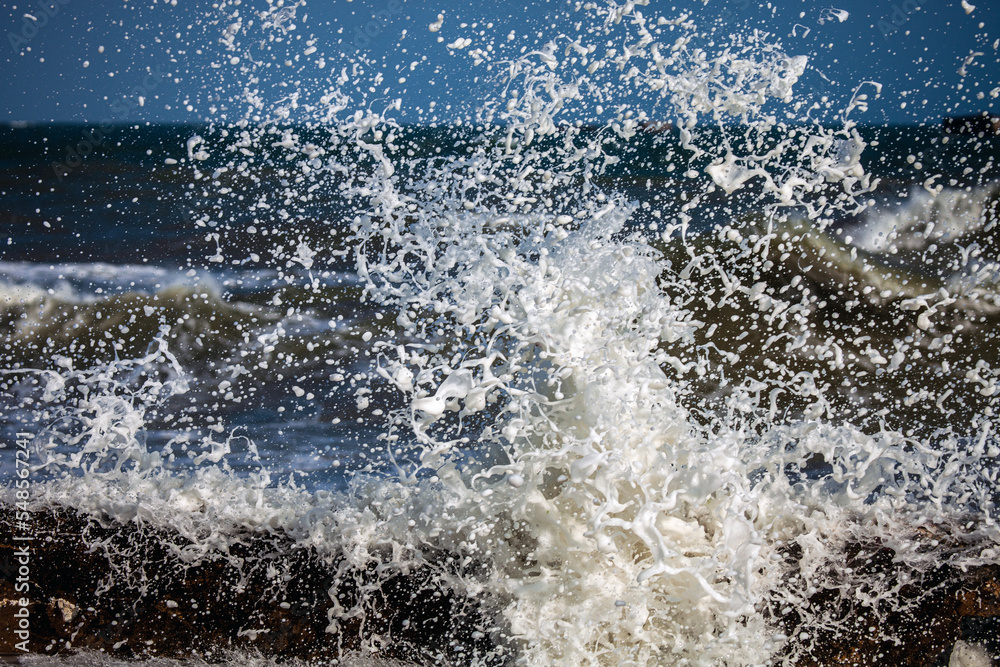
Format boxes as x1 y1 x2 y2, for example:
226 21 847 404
4 1 999 665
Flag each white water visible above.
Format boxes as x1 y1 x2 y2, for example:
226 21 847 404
4 2 999 665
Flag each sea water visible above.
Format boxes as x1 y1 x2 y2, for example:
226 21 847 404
2 2 999 665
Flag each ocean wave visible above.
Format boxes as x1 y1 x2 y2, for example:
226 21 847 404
3 1 999 665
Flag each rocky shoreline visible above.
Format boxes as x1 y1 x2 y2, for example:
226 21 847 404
0 506 509 665
0 504 997 665
770 538 998 666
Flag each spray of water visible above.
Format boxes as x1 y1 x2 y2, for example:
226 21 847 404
4 1 998 665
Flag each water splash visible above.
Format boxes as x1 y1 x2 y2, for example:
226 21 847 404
3 1 999 665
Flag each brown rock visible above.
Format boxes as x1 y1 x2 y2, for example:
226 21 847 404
772 540 1000 666
0 504 511 664
45 596 80 637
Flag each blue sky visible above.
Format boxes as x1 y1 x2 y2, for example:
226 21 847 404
1 0 997 126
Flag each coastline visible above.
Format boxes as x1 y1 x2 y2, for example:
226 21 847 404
0 505 508 666
0 504 996 665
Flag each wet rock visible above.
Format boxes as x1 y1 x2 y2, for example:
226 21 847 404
773 540 1000 666
0 504 511 664
951 640 993 667
5 504 997 665
45 596 80 636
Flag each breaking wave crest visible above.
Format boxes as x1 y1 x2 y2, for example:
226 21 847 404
3 2 999 665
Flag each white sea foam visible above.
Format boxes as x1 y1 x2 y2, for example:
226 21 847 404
850 182 1000 254
5 1 1000 665
0 261 210 300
